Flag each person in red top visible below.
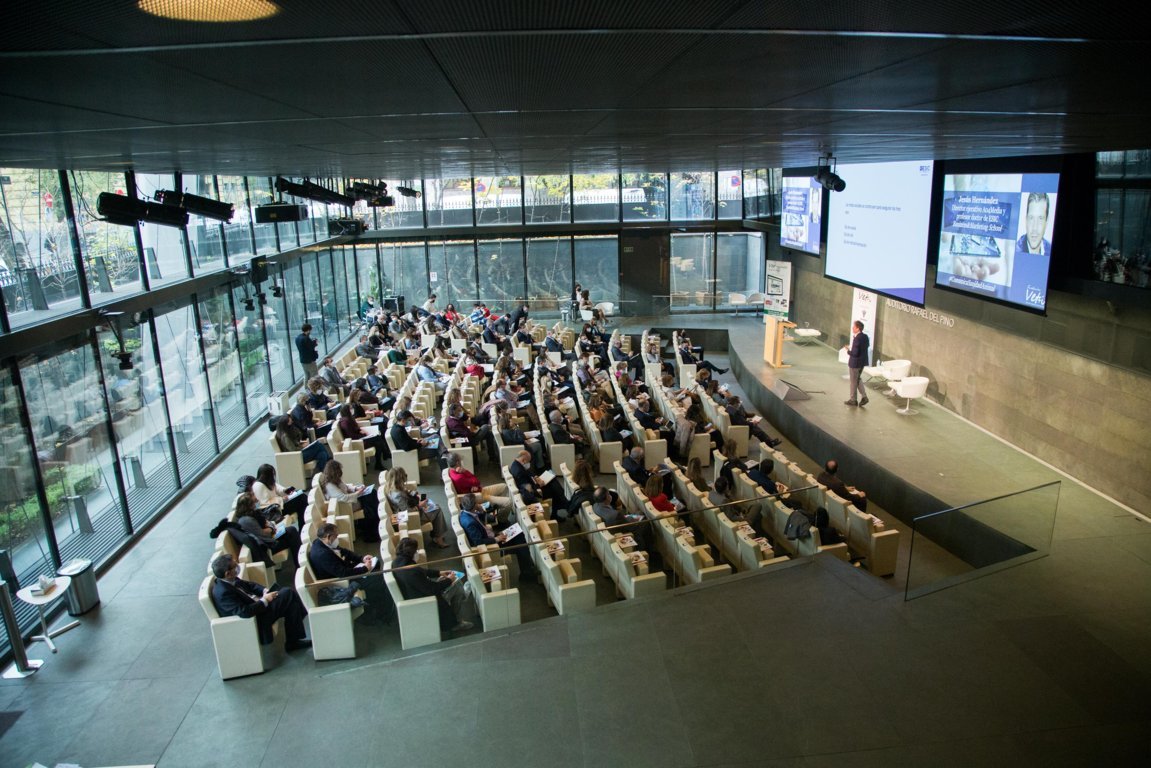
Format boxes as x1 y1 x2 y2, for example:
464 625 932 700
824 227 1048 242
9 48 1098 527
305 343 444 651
446 453 512 516
644 474 677 514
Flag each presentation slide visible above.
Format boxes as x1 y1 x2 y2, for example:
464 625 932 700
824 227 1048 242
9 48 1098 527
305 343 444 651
935 172 1058 311
825 160 935 304
780 175 823 254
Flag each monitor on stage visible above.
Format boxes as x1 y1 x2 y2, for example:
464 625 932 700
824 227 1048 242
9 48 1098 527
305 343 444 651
824 160 935 305
934 171 1059 313
780 171 824 255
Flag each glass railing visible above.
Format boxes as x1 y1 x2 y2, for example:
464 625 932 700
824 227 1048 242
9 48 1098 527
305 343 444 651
905 481 1060 600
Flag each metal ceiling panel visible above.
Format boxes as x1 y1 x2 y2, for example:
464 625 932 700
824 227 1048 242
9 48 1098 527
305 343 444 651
394 0 749 32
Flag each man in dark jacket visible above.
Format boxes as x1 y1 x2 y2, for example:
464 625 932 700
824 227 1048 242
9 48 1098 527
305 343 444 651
308 523 393 624
844 320 870 407
391 537 472 633
295 323 319 379
210 553 310 650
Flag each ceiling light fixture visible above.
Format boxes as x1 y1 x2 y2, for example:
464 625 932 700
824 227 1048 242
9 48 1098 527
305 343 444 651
137 0 281 23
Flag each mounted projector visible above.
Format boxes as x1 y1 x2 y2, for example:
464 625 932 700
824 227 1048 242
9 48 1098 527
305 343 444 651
97 192 188 228
366 195 395 207
329 218 366 236
814 154 846 192
155 189 235 222
254 203 308 223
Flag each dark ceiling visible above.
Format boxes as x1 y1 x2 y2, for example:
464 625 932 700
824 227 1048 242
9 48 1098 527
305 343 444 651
1 0 1148 178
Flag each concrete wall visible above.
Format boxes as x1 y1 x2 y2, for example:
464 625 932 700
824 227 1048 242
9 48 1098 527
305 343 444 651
786 256 1151 514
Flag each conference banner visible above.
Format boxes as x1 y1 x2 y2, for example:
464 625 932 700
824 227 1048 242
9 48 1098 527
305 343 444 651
850 288 877 365
763 260 792 320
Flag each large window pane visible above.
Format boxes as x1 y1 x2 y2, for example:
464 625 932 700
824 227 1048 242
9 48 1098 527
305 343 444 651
0 366 55 592
574 235 619 311
248 176 279 255
136 173 191 287
573 173 619 223
743 169 766 218
199 288 246 446
1 168 82 327
715 232 764 308
670 232 715 311
717 169 743 220
670 171 715 221
316 249 341 350
274 262 303 388
525 175 569 224
384 241 429 310
300 254 328 354
355 243 381 308
342 245 363 317
218 175 254 264
377 179 424 229
526 237 571 316
155 304 216 479
475 176 521 226
23 339 129 564
331 247 352 336
425 178 472 227
184 174 226 274
622 172 667 221
428 239 477 310
71 171 141 305
232 281 272 424
98 320 178 527
477 237 524 310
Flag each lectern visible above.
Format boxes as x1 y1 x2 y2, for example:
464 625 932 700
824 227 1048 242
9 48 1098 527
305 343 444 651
763 317 796 368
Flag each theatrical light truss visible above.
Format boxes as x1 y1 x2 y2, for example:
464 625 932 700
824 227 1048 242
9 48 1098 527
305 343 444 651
814 155 846 192
97 192 189 228
155 189 235 222
275 177 355 207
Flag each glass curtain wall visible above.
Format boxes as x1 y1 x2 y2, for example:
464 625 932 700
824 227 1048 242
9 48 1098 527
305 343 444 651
526 237 572 313
622 172 667 221
670 172 715 221
574 235 620 308
23 339 129 564
198 287 246 445
477 237 525 309
184 174 226 274
715 232 764 308
355 243 381 305
525 176 570 224
670 232 716 310
475 176 522 226
425 178 473 227
71 171 141 305
218 175 254 264
428 239 477 310
232 281 272 424
279 261 305 383
135 173 191 287
248 176 279 254
573 173 619 223
0 168 81 327
154 304 216 479
378 179 424 229
386 241 430 308
717 169 743 220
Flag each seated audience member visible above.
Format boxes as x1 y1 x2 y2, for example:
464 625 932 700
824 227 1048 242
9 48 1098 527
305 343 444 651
724 395 782 449
677 338 727 375
391 537 473 633
251 463 307 522
817 459 868 511
599 412 634 453
622 446 673 495
710 476 763 535
566 459 598 519
815 507 844 545
290 392 331 439
746 458 787 496
457 493 537 582
354 334 375 358
321 460 382 543
305 378 340 417
547 409 588 453
318 356 349 395
235 491 302 567
498 411 545 471
415 355 447 392
685 456 710 494
337 404 386 471
508 450 570 515
383 467 448 548
389 409 439 461
643 474 678 514
446 453 512 514
274 414 331 472
210 553 310 650
446 402 497 464
308 523 392 625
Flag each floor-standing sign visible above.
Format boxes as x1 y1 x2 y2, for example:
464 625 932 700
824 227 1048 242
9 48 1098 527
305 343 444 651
763 260 792 320
850 288 877 365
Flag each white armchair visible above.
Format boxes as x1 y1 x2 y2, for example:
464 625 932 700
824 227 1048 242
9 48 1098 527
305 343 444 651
892 376 929 415
295 561 363 660
198 576 271 680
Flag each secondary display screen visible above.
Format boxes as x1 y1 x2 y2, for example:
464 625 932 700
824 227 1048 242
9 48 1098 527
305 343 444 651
935 173 1059 312
825 160 935 304
780 175 823 254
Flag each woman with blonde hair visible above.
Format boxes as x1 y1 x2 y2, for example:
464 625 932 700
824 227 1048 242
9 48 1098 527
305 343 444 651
383 466 447 547
321 459 381 543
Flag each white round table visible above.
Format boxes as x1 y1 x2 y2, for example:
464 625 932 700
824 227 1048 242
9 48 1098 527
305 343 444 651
16 576 80 654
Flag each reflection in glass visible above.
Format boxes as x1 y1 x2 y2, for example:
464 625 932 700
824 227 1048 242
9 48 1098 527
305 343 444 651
574 236 619 309
715 232 763 308
218 175 254 264
136 173 191 286
155 304 216 479
428 240 477 309
23 340 129 564
301 253 328 355
384 241 429 308
526 237 572 315
0 366 56 586
232 281 272 423
278 262 305 385
477 238 524 309
331 247 352 338
183 174 226 274
376 179 424 229
316 249 341 349
71 171 141 305
717 169 743 220
425 178 473 227
248 176 279 254
355 243 381 307
670 172 715 221
573 173 619 223
97 321 178 528
0 167 82 327
670 232 715 311
199 288 246 446
621 172 667 221
525 176 570 224
475 176 521 226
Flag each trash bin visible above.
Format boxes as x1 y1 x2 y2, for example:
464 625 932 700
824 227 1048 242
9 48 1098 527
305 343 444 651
58 558 100 616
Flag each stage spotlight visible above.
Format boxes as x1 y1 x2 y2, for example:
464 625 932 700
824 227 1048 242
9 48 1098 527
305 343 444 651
395 186 421 198
814 168 846 192
242 297 255 311
96 192 188 227
116 352 135 371
155 189 235 222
